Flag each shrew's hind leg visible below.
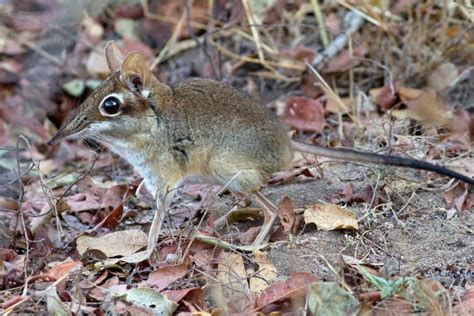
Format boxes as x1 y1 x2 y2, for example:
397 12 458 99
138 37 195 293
209 156 277 244
252 191 278 245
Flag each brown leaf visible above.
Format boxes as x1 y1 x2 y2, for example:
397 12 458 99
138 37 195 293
322 45 367 74
102 184 130 210
280 96 326 132
282 45 315 62
97 204 124 230
326 97 353 114
162 287 204 307
300 72 325 99
146 260 189 291
439 133 471 157
28 260 82 284
217 252 250 311
239 226 261 245
370 83 398 111
65 192 101 212
86 50 110 79
444 182 469 212
427 62 458 92
46 260 82 280
303 203 358 231
400 88 450 126
76 230 147 257
278 196 297 234
252 272 319 311
332 184 385 207
192 248 222 267
453 285 474 315
249 251 278 293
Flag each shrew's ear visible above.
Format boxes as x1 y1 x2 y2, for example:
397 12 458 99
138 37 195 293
120 51 152 97
104 41 124 73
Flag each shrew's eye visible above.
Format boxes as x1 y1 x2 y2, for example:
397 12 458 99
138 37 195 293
103 97 120 114
99 94 123 117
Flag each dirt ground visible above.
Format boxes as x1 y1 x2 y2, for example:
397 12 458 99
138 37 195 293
140 159 474 290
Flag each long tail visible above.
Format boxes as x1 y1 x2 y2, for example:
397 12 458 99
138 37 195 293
291 141 474 185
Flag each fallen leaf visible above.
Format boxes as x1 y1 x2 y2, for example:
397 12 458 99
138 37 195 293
216 252 249 312
81 11 104 39
427 62 458 91
332 183 385 207
46 260 82 280
322 45 367 74
46 286 68 316
280 96 326 132
162 287 204 308
62 79 85 97
453 284 474 315
278 196 297 234
252 272 319 311
370 84 398 111
65 192 101 212
439 133 471 156
281 45 315 62
146 260 189 291
326 97 353 114
112 287 178 315
86 50 110 78
249 251 278 293
115 18 141 41
400 88 450 126
239 226 261 245
76 230 147 257
307 282 360 315
304 203 358 231
444 182 470 212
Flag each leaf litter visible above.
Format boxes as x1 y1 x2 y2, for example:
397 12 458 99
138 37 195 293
0 0 473 314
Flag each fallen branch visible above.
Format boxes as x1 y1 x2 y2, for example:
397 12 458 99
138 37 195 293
312 11 364 70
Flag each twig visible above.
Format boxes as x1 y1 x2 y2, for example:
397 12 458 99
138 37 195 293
14 32 63 66
241 0 266 64
306 62 353 138
150 11 186 70
310 0 329 48
311 11 364 70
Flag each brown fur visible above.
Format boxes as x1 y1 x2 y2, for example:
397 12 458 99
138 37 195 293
49 50 293 199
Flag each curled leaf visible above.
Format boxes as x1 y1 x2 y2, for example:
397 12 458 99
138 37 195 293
303 203 358 231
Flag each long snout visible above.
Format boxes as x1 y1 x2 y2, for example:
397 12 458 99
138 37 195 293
47 114 89 145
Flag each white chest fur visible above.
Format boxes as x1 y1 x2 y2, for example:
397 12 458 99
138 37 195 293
107 142 160 194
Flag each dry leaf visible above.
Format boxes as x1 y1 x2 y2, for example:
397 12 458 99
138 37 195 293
145 260 189 291
249 251 278 293
278 196 298 235
400 88 451 126
303 204 358 231
326 97 353 114
65 192 101 212
86 50 110 78
444 182 471 212
76 230 147 257
370 84 398 111
427 62 458 91
280 96 326 132
252 272 319 311
216 252 249 311
162 287 205 311
322 45 367 74
453 284 474 315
